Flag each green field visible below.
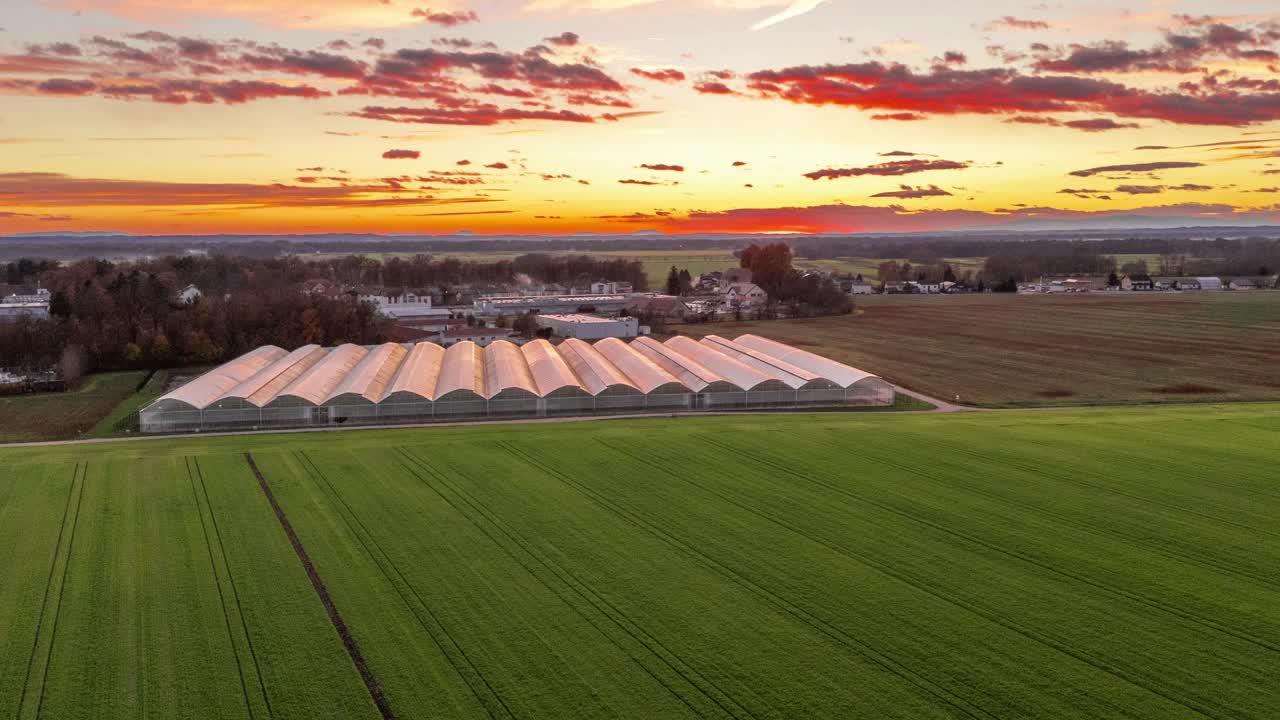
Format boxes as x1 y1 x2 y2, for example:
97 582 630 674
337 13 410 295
305 249 986 288
3 405 1278 718
0 371 148 443
677 291 1280 407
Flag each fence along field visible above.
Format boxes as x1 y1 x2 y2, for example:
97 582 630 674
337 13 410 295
1 405 1278 718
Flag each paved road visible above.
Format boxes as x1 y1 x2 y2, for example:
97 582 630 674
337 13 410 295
888 384 977 412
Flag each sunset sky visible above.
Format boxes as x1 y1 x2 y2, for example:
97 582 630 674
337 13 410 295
3 0 1280 235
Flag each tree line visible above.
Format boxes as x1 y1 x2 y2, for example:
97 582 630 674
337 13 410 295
0 252 646 374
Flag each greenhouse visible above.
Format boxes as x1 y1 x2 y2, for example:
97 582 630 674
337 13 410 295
139 334 895 433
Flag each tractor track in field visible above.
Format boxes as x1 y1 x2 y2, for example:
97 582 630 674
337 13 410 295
690 433 1246 720
16 461 83 720
243 452 396 720
188 457 274 720
921 432 1280 540
395 446 748 720
396 445 747 717
496 440 999 720
29 461 86 720
684 432 1280 655
294 451 514 720
805 428 1280 592
576 439 1002 720
188 457 258 720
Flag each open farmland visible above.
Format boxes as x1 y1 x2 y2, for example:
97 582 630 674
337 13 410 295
3 405 1279 719
677 291 1280 407
0 371 149 443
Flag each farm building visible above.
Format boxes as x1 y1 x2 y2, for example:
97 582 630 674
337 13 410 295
538 313 639 339
139 334 894 432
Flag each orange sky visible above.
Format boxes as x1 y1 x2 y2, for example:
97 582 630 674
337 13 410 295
3 0 1280 234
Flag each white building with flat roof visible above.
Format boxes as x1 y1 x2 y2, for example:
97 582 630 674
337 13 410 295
539 314 639 340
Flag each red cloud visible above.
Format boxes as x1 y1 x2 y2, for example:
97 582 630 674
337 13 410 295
382 149 420 159
239 50 367 79
350 105 596 126
0 31 636 125
646 201 1259 234
37 78 96 95
732 160 747 166
743 59 1280 126
692 81 734 95
639 163 684 172
411 9 479 26
630 68 685 83
871 112 927 121
484 162 509 169
804 159 970 180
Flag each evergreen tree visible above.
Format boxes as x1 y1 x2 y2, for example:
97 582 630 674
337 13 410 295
665 266 681 296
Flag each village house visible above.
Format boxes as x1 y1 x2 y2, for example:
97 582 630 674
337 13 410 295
1120 274 1154 291
177 284 202 303
722 282 768 308
589 280 634 295
848 281 875 295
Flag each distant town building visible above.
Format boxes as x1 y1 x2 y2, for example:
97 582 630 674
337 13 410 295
848 281 875 295
723 282 768 307
474 294 631 316
538 314 639 340
624 294 691 319
432 326 518 347
1120 274 1154 291
589 280 634 295
177 284 203 303
2 286 50 304
0 303 49 322
1 285 51 322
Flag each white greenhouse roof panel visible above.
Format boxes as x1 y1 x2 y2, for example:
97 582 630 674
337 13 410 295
144 335 885 412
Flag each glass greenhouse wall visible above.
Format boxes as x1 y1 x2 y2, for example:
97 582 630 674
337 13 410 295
139 334 894 433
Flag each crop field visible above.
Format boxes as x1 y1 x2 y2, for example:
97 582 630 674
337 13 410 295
304 249 985 287
0 371 149 443
2 404 1278 719
677 291 1280 407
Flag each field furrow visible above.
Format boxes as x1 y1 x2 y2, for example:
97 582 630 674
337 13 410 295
1 404 1277 719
